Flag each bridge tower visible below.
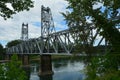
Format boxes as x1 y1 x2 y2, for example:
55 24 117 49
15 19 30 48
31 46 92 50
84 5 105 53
41 5 55 53
41 5 55 37
21 23 29 66
39 5 54 76
21 23 28 41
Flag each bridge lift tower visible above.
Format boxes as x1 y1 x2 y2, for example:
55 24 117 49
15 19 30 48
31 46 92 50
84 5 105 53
41 5 55 53
39 5 55 75
21 23 28 41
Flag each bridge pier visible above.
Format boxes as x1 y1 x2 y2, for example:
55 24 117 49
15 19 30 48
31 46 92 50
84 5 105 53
17 54 22 60
39 55 53 76
5 55 11 60
22 54 29 66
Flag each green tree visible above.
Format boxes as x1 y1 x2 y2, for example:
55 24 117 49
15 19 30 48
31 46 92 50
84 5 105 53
0 54 27 80
0 43 4 53
6 40 22 48
0 0 34 20
63 0 120 80
63 0 120 53
0 43 4 59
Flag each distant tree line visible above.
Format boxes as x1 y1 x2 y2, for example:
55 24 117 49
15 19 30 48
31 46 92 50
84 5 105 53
0 43 5 60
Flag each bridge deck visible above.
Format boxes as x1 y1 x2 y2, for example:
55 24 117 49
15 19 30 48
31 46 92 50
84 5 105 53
8 53 73 55
7 53 91 56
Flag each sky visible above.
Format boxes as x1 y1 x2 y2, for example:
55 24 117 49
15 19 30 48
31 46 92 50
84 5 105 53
0 0 69 47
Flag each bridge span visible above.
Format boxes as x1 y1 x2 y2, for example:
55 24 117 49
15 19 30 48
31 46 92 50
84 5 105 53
6 11 106 55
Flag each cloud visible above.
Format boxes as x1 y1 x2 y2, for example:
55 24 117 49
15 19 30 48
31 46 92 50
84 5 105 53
0 0 68 47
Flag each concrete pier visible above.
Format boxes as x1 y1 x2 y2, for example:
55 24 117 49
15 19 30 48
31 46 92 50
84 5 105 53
39 55 53 76
22 54 29 66
5 55 11 60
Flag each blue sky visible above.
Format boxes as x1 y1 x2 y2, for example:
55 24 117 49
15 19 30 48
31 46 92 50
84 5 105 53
0 0 69 47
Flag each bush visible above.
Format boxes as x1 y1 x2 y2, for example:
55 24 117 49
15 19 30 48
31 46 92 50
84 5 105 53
85 54 120 80
0 54 27 80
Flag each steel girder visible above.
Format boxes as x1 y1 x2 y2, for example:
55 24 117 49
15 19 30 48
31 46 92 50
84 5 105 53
6 26 106 55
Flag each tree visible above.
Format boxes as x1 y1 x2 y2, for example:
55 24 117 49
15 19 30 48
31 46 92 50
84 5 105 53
0 54 27 80
6 40 22 48
63 0 120 79
0 43 3 53
0 43 4 59
0 0 34 20
63 0 120 53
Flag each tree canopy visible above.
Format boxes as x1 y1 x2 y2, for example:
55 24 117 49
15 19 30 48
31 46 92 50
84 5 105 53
0 43 3 53
6 40 22 48
0 43 5 59
0 0 34 19
63 0 120 53
63 0 120 79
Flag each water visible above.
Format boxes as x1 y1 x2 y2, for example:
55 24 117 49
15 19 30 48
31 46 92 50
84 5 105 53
29 59 85 80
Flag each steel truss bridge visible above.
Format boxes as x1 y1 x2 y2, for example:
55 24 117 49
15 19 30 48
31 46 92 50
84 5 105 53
6 5 120 55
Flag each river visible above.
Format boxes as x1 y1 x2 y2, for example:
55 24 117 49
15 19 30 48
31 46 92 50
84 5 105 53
29 58 86 80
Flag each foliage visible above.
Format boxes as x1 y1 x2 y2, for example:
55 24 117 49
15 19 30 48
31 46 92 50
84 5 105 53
0 43 4 59
6 40 22 48
63 0 120 80
0 0 34 20
63 0 120 53
85 54 120 80
0 43 4 53
0 54 27 80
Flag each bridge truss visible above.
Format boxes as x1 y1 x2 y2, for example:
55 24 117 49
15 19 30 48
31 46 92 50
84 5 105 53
6 5 109 55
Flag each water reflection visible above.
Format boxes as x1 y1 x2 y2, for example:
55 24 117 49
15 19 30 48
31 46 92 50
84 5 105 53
23 67 31 80
29 59 85 80
53 61 84 73
53 60 68 69
40 75 53 80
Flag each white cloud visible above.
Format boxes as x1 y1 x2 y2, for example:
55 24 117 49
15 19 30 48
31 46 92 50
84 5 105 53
0 0 68 46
